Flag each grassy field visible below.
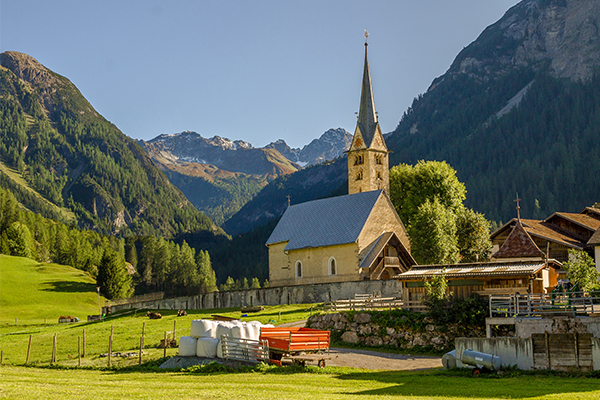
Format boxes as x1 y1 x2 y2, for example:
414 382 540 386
1 365 600 399
3 254 600 400
0 255 320 367
0 255 104 324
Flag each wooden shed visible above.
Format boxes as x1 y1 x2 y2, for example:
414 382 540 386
395 259 562 302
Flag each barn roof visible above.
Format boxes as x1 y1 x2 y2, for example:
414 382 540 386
266 190 383 251
588 228 600 246
395 260 562 280
493 219 546 259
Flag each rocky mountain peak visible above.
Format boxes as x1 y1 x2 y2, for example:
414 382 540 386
449 0 600 81
0 51 57 87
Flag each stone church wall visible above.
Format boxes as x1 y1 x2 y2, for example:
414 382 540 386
107 279 403 314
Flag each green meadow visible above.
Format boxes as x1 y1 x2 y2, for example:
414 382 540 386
2 365 600 400
0 255 103 324
2 254 600 400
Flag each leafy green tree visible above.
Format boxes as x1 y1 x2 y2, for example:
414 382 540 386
424 269 450 301
409 198 459 265
563 249 599 292
389 160 466 228
390 160 492 265
97 250 132 300
456 207 492 262
1 221 34 258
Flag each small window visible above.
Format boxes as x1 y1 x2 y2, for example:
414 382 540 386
377 172 382 180
329 258 337 275
375 155 383 165
295 260 302 278
354 155 364 165
356 171 363 181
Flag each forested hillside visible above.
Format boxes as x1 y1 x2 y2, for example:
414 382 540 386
0 51 224 239
388 0 600 222
0 187 218 298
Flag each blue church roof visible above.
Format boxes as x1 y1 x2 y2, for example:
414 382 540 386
266 190 383 251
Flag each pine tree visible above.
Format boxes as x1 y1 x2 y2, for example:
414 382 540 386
97 250 132 300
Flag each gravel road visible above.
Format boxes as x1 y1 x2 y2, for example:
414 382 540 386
324 347 442 370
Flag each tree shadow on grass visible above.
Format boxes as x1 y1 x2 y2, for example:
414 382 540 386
41 281 97 293
335 370 600 399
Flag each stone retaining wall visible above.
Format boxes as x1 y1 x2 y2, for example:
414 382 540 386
307 311 485 352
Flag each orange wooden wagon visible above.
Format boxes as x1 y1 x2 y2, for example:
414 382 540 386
259 327 332 367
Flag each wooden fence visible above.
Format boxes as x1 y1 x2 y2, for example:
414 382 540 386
323 296 426 312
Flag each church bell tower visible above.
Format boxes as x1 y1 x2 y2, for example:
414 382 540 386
348 31 390 196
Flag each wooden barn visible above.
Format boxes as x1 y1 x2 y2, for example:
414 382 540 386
395 259 562 303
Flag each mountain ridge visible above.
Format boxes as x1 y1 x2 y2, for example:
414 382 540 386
0 51 224 239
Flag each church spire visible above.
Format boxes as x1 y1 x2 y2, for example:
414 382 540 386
347 31 390 196
357 30 379 147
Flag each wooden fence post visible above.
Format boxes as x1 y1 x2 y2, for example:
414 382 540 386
139 336 144 366
26 335 32 364
163 331 167 358
78 337 81 367
173 320 177 345
1 350 3 364
142 322 146 337
82 329 86 358
52 333 57 363
108 326 113 367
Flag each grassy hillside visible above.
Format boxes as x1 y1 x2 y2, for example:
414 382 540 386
0 51 224 239
0 255 104 324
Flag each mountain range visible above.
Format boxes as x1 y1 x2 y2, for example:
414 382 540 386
138 128 351 224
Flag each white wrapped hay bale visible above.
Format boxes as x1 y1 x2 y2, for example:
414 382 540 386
246 321 262 341
196 337 220 358
215 321 233 340
230 321 244 339
190 319 215 338
178 336 198 357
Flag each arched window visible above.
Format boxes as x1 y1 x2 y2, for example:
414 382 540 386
355 155 364 165
295 260 302 278
375 155 383 165
356 170 363 181
329 258 337 275
377 172 382 180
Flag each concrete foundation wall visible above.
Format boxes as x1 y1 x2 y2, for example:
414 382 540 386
455 338 534 370
515 317 600 338
109 279 403 314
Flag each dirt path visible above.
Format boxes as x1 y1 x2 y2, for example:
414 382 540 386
325 347 442 370
277 320 442 370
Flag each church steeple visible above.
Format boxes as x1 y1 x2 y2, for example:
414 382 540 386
357 33 378 147
348 31 390 196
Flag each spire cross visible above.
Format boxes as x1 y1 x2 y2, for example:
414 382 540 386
514 193 521 220
364 29 369 44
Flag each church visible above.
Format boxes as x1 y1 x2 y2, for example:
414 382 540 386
266 37 416 287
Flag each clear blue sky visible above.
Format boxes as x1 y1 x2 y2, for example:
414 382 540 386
1 1 519 149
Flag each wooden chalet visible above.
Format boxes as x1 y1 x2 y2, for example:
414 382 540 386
491 207 600 263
